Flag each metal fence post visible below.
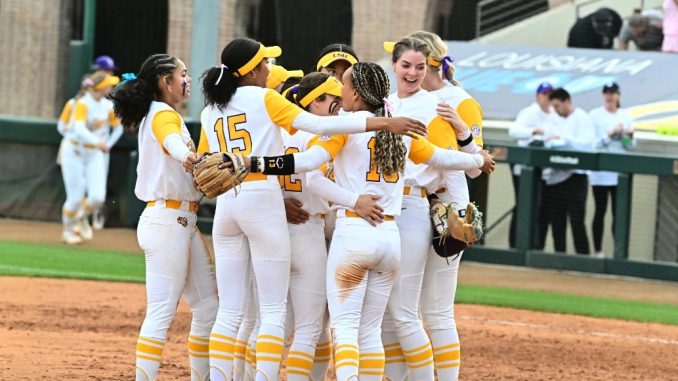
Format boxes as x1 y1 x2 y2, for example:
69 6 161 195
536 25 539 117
515 166 538 250
613 173 633 260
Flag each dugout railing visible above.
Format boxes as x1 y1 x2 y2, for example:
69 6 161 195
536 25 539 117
1 116 677 282
467 144 678 282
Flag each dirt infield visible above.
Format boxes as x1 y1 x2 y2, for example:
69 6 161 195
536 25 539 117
2 218 678 380
2 276 678 380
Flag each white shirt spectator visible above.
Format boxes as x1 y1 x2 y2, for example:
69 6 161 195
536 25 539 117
542 108 596 185
588 106 635 186
509 102 560 175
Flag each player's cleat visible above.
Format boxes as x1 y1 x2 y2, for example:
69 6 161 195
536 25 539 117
78 217 94 240
92 209 105 230
62 230 83 245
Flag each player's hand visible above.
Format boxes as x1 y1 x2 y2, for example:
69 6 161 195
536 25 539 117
354 194 384 226
479 150 495 174
183 152 201 172
385 117 427 138
436 102 469 137
284 198 310 224
97 140 110 153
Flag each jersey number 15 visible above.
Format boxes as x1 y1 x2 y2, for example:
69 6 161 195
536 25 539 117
214 114 252 155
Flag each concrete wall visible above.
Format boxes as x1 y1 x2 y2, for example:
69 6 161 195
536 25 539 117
0 0 69 118
0 0 436 118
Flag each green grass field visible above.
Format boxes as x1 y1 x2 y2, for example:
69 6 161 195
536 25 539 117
2 240 677 325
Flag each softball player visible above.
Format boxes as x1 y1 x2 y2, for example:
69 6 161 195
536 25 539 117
57 76 94 244
198 37 425 381
59 71 121 243
379 36 489 381
315 43 359 83
232 66 308 381
90 55 121 229
410 30 485 381
281 72 388 381
265 62 490 381
110 54 218 381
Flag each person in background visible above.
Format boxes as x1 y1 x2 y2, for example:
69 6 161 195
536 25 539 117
90 54 118 229
618 9 664 51
542 88 595 255
508 82 560 249
663 0 678 53
588 83 635 258
568 8 623 49
92 55 116 74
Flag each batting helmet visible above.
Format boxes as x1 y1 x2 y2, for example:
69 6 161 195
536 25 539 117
92 55 116 71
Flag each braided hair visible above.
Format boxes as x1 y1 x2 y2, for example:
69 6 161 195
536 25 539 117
110 54 178 130
350 62 406 177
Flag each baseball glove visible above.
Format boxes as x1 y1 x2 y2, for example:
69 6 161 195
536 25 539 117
192 152 250 198
430 201 483 260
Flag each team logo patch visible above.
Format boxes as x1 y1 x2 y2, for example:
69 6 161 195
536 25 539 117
319 135 331 142
471 125 481 137
177 217 188 227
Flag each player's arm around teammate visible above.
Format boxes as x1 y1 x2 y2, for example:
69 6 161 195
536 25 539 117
110 54 218 381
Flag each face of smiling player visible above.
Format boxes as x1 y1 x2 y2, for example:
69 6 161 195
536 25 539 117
162 59 191 107
393 49 427 98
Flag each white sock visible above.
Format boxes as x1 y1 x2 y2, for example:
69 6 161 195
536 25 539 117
382 331 408 381
254 326 285 381
188 334 210 381
399 330 434 381
429 328 460 381
135 336 165 381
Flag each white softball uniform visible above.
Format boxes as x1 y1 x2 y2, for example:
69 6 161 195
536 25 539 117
134 101 218 381
382 88 484 381
199 86 375 381
68 92 122 212
423 84 485 381
307 110 484 381
280 129 333 381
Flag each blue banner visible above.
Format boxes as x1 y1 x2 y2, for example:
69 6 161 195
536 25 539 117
396 42 678 129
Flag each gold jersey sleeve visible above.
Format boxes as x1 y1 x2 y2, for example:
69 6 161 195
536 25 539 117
108 108 120 126
151 110 182 153
457 98 484 147
58 101 73 123
264 89 304 134
408 136 436 164
308 134 348 159
72 101 88 123
426 115 457 150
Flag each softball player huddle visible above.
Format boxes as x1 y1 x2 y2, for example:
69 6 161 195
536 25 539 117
110 30 493 381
